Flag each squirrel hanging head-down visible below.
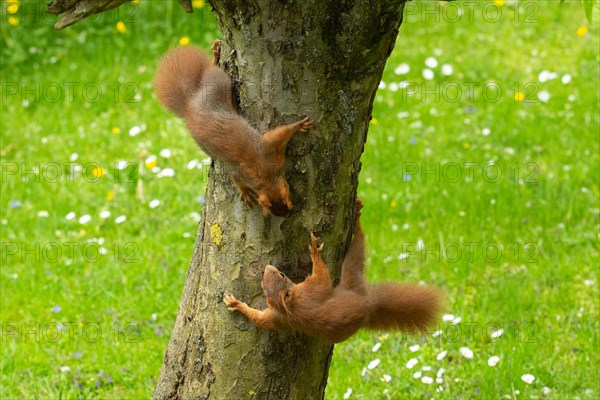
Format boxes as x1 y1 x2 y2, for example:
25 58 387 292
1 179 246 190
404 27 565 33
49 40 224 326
154 40 313 217
224 198 443 343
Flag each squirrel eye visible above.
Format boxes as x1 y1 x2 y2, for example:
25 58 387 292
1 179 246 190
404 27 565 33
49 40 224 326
279 272 285 278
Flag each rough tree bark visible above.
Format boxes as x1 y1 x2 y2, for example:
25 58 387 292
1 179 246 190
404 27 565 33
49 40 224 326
48 0 194 29
50 0 407 398
151 2 407 398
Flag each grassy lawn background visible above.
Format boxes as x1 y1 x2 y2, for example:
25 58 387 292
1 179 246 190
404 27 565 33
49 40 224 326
1 0 598 398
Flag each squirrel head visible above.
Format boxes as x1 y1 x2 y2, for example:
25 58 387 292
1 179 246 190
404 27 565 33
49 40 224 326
258 178 292 217
261 264 295 311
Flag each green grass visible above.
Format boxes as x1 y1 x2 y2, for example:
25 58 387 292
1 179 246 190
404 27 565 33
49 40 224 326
1 0 598 398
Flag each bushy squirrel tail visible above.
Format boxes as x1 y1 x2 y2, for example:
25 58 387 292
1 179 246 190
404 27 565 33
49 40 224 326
365 284 442 333
154 46 212 118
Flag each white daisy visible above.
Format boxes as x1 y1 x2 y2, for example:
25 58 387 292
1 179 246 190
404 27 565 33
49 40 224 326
460 347 474 359
488 356 500 366
129 126 142 136
521 373 535 384
394 63 410 75
367 359 380 370
157 168 175 178
490 328 504 339
160 148 172 158
425 57 438 68
441 64 453 76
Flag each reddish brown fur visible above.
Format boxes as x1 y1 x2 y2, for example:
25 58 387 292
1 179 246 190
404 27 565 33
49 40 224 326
154 40 313 217
224 199 443 343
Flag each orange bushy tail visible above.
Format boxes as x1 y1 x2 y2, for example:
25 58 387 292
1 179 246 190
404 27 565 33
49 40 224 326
153 46 211 118
366 284 442 332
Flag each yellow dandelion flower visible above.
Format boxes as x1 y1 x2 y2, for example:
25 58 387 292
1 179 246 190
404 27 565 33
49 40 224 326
493 0 505 6
116 21 126 33
78 322 84 328
576 25 589 37
8 16 19 26
6 2 19 14
463 142 470 149
390 200 397 208
514 91 525 102
192 0 205 9
131 0 140 4
370 117 379 125
107 191 114 201
92 167 105 178
179 36 191 46
111 127 121 134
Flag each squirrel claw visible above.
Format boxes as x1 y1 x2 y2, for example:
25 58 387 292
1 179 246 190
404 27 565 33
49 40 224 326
309 232 324 253
240 191 256 207
298 117 313 132
224 294 240 310
300 117 313 132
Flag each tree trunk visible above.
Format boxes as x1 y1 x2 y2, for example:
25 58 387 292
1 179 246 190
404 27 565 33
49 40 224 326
153 1 407 398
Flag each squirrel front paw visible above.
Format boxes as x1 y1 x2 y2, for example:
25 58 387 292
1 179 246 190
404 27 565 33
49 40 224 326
224 294 244 311
297 117 314 132
308 232 324 254
240 190 256 207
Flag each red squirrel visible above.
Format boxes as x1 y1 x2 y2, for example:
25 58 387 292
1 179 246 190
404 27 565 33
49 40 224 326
154 40 313 217
224 199 442 343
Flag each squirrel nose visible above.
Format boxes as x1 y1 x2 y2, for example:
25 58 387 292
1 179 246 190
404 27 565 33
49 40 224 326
269 208 290 217
268 201 291 217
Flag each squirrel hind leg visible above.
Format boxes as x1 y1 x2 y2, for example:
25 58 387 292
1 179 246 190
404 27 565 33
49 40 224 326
211 39 221 65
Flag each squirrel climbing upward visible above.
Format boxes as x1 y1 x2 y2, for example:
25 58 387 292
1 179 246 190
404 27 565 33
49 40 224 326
154 40 313 217
224 199 442 343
